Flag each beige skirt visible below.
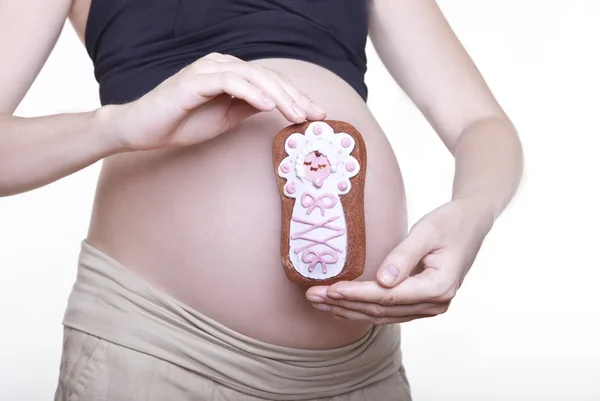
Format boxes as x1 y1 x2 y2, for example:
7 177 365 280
54 240 411 401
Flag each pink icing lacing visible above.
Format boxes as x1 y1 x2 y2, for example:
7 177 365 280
291 190 346 274
291 216 345 254
301 192 338 216
302 250 338 274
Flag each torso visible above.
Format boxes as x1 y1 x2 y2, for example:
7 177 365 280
69 0 408 349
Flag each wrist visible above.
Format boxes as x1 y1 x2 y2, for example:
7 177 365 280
452 195 497 234
90 104 134 155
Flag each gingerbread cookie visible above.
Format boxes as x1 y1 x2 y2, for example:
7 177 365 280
273 120 367 286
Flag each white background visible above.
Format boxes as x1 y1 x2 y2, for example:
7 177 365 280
1 1 599 400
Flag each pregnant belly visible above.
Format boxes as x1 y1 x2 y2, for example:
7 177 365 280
86 59 408 349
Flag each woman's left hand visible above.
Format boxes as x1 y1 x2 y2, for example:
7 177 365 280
305 198 495 325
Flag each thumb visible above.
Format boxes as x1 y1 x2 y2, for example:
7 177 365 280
377 223 437 288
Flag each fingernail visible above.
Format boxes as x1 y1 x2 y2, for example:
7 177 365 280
292 102 306 118
262 95 276 108
380 265 399 286
313 303 332 311
310 102 326 114
327 292 344 299
307 295 325 303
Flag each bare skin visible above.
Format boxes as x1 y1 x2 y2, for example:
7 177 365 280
0 0 522 350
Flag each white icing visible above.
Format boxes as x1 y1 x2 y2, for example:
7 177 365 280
278 122 361 280
288 198 347 279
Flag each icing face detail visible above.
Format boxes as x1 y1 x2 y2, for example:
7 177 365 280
294 143 338 179
303 150 332 183
277 122 361 280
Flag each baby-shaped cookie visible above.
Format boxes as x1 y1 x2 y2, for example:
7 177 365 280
273 120 367 286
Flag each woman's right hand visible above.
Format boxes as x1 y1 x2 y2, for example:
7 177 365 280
108 53 327 151
3 5 327 196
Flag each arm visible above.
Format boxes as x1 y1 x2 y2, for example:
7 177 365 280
0 1 326 197
0 111 124 196
306 0 523 323
0 0 122 196
369 0 523 219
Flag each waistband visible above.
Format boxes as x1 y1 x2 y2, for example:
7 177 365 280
62 240 403 400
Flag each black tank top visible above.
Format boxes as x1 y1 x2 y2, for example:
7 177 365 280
85 0 370 106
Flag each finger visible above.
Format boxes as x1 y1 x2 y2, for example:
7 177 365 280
203 52 243 63
225 97 263 127
327 270 446 305
317 299 448 319
313 304 432 325
377 220 441 288
186 58 315 123
188 72 276 112
214 62 309 123
305 285 330 303
269 71 327 121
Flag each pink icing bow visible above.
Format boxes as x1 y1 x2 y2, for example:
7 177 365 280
301 192 338 216
302 250 339 274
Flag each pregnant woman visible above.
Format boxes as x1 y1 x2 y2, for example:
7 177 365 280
0 0 523 400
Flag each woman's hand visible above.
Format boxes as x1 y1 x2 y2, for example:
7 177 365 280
305 198 495 325
107 52 327 151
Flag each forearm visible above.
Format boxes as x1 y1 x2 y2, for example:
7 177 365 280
0 106 126 197
451 115 524 221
